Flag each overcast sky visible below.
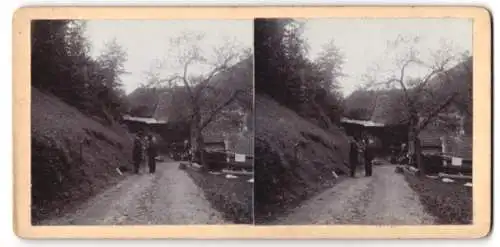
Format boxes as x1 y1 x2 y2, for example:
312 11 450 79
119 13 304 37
85 19 472 96
85 20 253 94
301 18 472 96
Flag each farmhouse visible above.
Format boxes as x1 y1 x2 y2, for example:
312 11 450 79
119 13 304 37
340 117 472 174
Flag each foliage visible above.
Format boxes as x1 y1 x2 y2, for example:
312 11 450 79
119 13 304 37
126 87 166 117
254 19 345 129
343 89 378 121
254 95 350 223
314 39 346 92
31 87 133 223
31 20 129 124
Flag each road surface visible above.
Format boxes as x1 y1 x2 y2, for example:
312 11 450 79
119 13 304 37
41 162 226 225
272 164 436 225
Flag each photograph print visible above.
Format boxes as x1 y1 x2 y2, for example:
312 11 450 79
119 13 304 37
254 18 473 225
22 8 486 236
31 19 254 225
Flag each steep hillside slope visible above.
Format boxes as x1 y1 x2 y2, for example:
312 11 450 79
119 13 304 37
31 87 134 223
126 87 167 117
211 58 253 111
254 95 350 223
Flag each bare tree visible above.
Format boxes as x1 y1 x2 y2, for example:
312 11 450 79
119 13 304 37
151 32 249 170
363 35 469 175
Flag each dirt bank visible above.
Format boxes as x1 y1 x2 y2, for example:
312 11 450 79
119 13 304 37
31 87 134 223
254 95 350 223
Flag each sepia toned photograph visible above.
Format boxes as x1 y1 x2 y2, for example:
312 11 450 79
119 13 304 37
30 19 254 225
254 18 474 225
13 6 491 239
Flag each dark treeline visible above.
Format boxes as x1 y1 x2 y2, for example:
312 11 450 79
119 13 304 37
31 20 129 125
254 19 345 130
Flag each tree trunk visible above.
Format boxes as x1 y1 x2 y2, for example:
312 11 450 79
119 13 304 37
190 114 207 172
408 127 424 177
196 129 208 172
415 136 424 176
406 106 425 177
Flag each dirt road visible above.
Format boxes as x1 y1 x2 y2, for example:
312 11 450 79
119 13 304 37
41 162 226 225
272 164 436 225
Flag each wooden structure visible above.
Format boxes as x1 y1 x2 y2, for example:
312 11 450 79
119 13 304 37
225 132 254 171
340 118 472 176
203 136 226 152
419 130 472 175
340 118 409 154
121 115 191 155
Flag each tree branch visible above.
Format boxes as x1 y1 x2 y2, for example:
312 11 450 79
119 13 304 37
194 68 225 100
369 59 413 105
199 90 243 130
149 76 183 88
413 55 454 95
398 59 412 96
413 69 442 95
193 53 236 100
417 93 458 132
181 57 196 100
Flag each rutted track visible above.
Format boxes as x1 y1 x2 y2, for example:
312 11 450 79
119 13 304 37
40 162 226 225
272 165 436 225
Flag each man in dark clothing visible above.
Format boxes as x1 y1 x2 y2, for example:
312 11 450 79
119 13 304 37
147 135 158 174
133 132 143 174
182 139 190 161
363 136 373 177
349 137 358 177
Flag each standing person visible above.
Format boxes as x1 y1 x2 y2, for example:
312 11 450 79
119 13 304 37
399 143 408 164
349 136 358 177
133 132 144 174
183 139 190 161
363 134 374 177
147 134 158 174
141 133 148 165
